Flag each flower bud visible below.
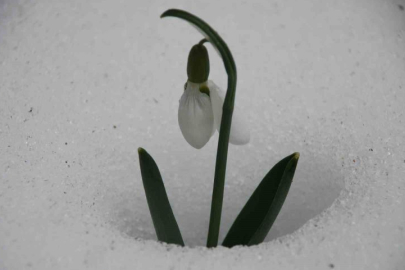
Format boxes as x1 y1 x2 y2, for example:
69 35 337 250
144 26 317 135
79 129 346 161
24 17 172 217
187 44 210 83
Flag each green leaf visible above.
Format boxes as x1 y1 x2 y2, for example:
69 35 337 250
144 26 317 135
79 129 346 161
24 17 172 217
161 9 237 248
222 153 300 248
138 147 184 246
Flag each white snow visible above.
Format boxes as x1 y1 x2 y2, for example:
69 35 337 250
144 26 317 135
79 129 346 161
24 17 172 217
0 0 404 269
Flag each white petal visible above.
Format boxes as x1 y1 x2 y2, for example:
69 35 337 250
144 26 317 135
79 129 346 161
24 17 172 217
208 80 250 145
178 81 214 149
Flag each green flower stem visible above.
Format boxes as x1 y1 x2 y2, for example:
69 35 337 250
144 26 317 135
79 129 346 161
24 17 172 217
161 9 237 248
207 72 237 247
198 38 209 45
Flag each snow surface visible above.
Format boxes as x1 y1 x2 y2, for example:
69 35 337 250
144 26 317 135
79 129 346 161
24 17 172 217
0 0 404 269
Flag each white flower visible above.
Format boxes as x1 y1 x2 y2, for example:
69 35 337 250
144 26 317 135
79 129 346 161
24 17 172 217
178 80 250 149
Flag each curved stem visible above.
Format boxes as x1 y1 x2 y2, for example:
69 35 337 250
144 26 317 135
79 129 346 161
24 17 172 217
161 9 237 248
198 38 209 46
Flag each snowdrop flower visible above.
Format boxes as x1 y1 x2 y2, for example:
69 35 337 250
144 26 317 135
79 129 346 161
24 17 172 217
178 42 250 149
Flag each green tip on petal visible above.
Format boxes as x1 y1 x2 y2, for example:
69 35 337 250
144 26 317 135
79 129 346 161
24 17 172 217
199 85 210 96
138 147 145 154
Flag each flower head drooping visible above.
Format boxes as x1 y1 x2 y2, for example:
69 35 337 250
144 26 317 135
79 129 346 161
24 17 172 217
178 41 250 149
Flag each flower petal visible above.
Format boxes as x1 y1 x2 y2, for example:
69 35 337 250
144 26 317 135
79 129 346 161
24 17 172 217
208 80 250 145
178 81 214 149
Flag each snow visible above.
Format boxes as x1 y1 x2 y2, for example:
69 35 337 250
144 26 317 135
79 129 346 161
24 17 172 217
0 0 404 269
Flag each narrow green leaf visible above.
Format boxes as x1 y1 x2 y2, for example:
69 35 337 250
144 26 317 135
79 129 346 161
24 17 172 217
222 153 300 248
161 9 237 248
138 147 184 246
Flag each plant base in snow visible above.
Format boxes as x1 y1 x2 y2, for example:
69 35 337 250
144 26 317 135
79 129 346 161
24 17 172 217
138 9 300 248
